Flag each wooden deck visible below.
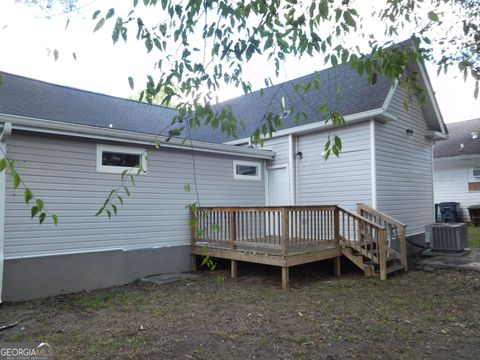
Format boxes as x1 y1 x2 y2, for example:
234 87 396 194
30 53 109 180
191 204 407 289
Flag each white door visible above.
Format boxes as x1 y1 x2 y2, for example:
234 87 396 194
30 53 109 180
267 167 289 238
267 167 290 205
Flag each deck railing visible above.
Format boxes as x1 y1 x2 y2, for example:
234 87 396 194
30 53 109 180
192 206 338 255
357 203 408 271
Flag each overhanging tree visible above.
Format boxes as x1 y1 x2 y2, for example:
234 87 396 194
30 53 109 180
1 0 479 222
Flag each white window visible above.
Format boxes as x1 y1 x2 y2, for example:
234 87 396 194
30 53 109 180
233 160 261 180
96 144 147 174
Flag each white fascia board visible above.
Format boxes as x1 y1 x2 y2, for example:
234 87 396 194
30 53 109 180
0 113 274 160
435 153 480 162
416 60 447 135
425 130 448 141
381 82 397 111
226 108 393 145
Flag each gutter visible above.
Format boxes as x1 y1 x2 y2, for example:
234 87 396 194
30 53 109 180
226 107 398 145
0 114 274 160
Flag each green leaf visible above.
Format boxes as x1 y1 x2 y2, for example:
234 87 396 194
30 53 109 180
112 204 118 215
117 195 124 205
106 8 115 19
31 206 39 219
0 158 6 172
427 11 439 22
12 171 21 189
128 76 134 90
124 186 130 196
36 199 44 210
52 214 59 226
39 212 46 224
184 184 191 193
343 11 356 28
92 10 101 20
94 18 105 32
24 189 33 203
53 49 59 62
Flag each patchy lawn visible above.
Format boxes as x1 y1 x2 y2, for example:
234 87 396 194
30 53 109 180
468 225 480 248
1 262 479 359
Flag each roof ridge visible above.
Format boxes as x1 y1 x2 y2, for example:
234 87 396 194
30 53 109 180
0 70 177 112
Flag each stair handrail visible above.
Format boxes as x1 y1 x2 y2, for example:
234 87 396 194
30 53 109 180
356 203 408 272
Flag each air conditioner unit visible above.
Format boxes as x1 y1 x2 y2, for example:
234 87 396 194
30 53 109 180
425 223 468 251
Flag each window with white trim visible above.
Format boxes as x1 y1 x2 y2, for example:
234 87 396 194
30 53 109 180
96 144 147 174
233 160 261 180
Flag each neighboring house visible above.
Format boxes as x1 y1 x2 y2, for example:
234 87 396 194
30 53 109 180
434 118 480 222
0 55 446 301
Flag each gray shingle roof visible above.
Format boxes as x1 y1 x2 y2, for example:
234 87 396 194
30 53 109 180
0 71 178 136
434 118 480 158
190 63 392 143
0 63 391 144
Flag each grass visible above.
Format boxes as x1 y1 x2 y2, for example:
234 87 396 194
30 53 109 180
1 266 479 359
468 225 480 247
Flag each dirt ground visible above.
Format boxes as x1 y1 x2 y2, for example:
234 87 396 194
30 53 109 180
1 260 479 359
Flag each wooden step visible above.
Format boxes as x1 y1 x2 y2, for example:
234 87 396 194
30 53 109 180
373 263 405 275
341 248 375 278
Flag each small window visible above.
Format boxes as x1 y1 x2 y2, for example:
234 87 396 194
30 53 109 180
96 145 147 174
233 160 261 180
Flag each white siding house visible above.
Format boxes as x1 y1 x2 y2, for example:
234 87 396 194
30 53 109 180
434 119 480 221
0 53 447 301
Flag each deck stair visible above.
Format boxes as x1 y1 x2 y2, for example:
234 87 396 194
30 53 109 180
338 204 408 279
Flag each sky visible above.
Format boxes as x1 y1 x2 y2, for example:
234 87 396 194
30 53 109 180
0 0 478 124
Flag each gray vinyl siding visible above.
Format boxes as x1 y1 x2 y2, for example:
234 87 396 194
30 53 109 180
434 157 480 221
262 136 290 168
4 133 265 258
296 122 372 211
376 86 435 235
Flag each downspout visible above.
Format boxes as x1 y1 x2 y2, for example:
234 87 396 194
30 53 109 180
288 135 295 205
370 119 377 208
0 122 12 303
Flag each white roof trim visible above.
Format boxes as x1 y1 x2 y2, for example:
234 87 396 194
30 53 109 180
416 60 447 135
0 113 274 160
381 82 397 111
435 153 480 161
226 108 396 145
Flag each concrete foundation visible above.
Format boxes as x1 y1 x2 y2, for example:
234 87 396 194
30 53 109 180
2 245 191 302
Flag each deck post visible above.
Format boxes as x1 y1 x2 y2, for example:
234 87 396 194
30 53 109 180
334 257 341 276
399 226 408 271
281 208 289 256
334 207 340 244
231 260 238 278
190 207 197 246
378 228 387 280
229 210 237 250
282 266 289 290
